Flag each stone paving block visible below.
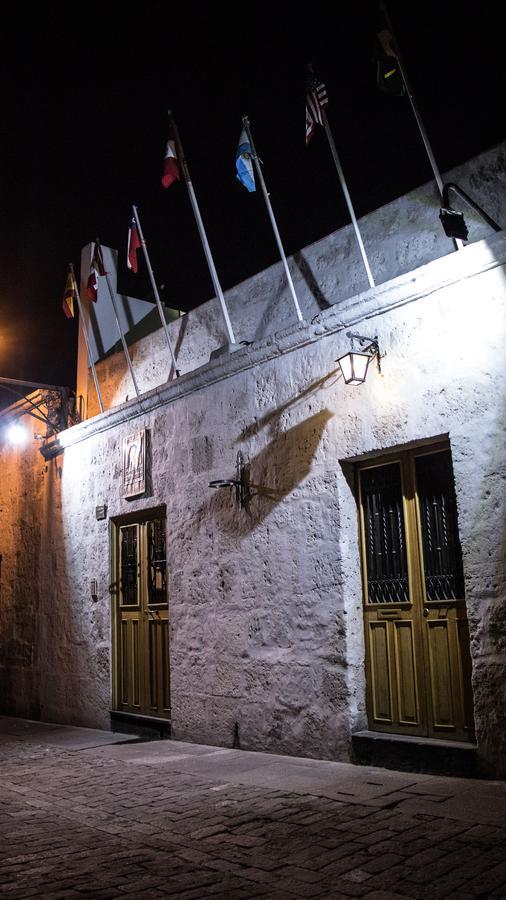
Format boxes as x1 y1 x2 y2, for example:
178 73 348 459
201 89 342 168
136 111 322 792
1 724 505 899
364 892 413 899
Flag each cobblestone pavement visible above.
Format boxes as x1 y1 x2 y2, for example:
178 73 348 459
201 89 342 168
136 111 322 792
1 719 506 899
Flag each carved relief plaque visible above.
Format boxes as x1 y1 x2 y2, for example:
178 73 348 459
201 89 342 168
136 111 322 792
122 430 146 499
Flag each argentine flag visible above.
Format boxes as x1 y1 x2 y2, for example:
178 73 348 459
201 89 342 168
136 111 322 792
236 128 256 192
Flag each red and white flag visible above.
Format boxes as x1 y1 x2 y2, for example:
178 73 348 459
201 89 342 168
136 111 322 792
161 139 180 189
86 243 107 302
127 213 142 273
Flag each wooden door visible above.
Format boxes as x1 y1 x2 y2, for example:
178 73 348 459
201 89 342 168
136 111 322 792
112 516 170 719
358 445 475 742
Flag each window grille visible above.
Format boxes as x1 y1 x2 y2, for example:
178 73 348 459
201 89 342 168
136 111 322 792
147 518 167 604
416 451 465 601
361 463 409 604
120 526 138 605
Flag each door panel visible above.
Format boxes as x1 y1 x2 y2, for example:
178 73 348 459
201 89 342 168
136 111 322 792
359 446 475 742
369 621 393 724
394 621 420 726
427 619 455 730
112 516 170 719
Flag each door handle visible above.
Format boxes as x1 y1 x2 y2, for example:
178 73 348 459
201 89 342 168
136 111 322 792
423 607 429 617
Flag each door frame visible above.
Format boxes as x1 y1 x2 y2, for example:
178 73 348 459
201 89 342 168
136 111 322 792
356 441 475 742
109 505 169 716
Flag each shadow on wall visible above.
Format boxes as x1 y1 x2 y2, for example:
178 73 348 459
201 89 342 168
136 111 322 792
292 250 332 311
198 408 333 536
237 368 342 444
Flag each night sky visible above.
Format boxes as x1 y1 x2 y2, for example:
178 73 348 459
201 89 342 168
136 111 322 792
0 1 503 404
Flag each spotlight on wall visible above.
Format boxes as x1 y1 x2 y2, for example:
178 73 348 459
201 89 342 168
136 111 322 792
7 422 28 446
209 450 250 508
439 207 469 241
337 332 381 385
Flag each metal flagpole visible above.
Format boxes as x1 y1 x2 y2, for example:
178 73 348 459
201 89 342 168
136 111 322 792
94 238 140 398
380 2 463 250
321 109 375 288
132 205 180 378
242 115 304 323
168 111 236 345
70 263 105 413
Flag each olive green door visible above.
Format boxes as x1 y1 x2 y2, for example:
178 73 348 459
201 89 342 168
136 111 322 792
358 445 475 742
111 516 170 719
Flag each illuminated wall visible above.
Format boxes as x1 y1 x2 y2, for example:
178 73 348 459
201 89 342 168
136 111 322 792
85 142 505 416
1 228 504 775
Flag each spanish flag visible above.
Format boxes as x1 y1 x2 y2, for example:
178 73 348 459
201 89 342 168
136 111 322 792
62 265 77 319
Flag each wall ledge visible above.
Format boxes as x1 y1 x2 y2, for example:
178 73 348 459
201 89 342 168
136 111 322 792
60 231 505 450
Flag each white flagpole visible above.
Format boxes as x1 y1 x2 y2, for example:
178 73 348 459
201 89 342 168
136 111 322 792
132 205 180 378
70 263 105 413
380 2 463 250
320 108 375 289
242 115 304 324
95 238 140 398
168 112 236 345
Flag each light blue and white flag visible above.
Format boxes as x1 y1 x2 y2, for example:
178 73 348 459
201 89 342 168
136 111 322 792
236 128 256 192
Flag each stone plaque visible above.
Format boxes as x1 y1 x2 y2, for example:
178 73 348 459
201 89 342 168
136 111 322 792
95 505 107 520
122 430 147 499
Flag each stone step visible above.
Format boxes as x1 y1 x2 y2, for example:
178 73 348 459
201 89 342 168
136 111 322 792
352 730 478 778
110 710 171 740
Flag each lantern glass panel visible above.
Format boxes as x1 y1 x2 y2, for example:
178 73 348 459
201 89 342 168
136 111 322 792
338 351 371 385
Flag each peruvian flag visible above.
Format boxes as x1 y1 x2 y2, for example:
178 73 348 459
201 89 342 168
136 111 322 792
161 139 180 189
86 242 107 302
127 213 142 273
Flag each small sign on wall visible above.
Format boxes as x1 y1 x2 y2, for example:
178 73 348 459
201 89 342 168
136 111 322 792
122 430 147 499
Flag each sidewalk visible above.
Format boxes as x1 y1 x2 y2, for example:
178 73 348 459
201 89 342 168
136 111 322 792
1 716 505 898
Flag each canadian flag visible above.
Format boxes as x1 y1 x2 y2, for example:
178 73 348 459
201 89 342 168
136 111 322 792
161 139 180 189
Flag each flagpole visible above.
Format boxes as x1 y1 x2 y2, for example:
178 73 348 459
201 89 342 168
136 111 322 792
95 238 141 398
132 205 180 378
320 108 375 289
380 1 463 250
70 263 105 414
168 111 236 345
242 115 304 323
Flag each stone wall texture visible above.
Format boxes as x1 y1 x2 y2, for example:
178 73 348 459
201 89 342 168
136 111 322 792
1 145 505 776
85 142 505 415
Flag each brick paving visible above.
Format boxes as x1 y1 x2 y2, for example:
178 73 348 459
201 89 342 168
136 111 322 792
0 728 505 898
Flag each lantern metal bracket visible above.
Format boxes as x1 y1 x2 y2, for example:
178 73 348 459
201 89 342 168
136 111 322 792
209 451 252 508
346 332 381 372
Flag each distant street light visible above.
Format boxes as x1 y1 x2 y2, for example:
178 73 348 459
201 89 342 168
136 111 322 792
0 377 75 457
7 422 28 446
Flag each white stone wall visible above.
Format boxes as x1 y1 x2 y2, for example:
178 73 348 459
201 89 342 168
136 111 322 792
1 231 504 774
87 142 505 415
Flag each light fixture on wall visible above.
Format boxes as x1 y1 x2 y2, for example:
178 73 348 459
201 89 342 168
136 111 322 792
209 450 250 508
0 376 74 458
337 332 381 385
439 182 502 241
439 206 469 241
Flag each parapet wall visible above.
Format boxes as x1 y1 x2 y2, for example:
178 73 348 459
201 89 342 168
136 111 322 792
87 142 505 415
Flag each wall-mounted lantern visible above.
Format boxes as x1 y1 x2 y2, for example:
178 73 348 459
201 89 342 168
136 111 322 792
337 332 381 385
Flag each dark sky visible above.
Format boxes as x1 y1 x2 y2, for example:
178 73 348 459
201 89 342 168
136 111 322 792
0 1 504 402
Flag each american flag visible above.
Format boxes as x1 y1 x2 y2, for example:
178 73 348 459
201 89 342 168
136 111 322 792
305 76 328 144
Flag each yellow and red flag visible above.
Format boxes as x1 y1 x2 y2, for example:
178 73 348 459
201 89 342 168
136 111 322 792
62 265 77 318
